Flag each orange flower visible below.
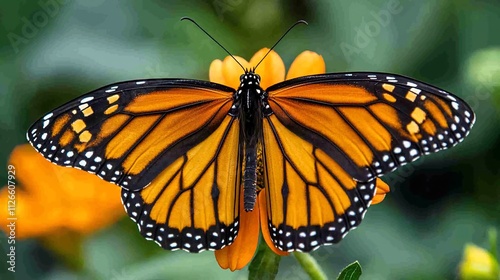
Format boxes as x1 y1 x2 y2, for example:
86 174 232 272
0 144 124 239
210 48 389 271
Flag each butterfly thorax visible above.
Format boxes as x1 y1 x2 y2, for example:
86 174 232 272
235 71 267 212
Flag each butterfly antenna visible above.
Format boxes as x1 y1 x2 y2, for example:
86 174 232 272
254 20 308 71
181 17 246 72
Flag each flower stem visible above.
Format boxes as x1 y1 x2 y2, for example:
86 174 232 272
248 236 282 280
293 252 327 280
489 228 498 261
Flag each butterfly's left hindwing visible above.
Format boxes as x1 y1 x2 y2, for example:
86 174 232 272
262 72 475 252
122 116 241 252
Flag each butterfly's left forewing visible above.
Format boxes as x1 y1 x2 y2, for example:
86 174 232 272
262 72 475 252
27 79 235 190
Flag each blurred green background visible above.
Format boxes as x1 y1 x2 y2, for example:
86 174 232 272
1 0 499 279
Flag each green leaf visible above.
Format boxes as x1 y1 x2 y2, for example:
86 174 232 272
337 261 362 280
248 236 282 280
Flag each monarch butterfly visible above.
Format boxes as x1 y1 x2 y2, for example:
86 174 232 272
27 19 475 255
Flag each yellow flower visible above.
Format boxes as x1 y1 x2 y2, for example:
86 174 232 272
459 244 499 280
210 48 389 271
0 144 125 239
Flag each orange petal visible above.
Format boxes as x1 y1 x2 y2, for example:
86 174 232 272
258 190 289 256
249 48 285 90
286 51 326 80
209 59 226 86
10 144 59 197
221 56 249 89
372 178 390 205
0 186 57 239
0 144 124 239
215 188 260 271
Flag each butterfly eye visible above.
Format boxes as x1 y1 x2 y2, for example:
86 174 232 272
240 74 245 82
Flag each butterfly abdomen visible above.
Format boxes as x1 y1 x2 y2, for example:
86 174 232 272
243 145 257 211
238 72 265 212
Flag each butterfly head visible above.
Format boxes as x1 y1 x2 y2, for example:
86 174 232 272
239 71 261 88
